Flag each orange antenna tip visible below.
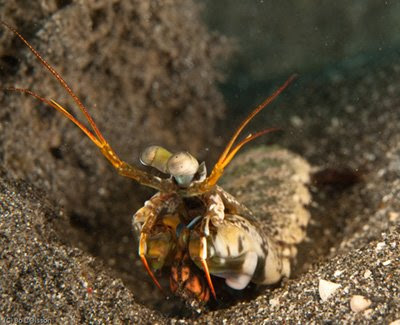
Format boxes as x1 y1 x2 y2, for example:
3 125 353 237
202 75 296 190
217 74 297 166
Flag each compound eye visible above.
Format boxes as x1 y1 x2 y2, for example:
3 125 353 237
167 152 199 187
140 145 172 174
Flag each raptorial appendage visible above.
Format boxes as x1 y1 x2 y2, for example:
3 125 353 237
188 188 289 293
132 190 213 305
133 192 183 290
133 174 294 305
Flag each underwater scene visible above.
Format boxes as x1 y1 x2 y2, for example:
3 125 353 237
0 1 399 323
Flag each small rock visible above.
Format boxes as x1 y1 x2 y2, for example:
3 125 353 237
269 297 280 307
363 269 372 279
389 211 399 222
333 269 343 277
363 308 373 317
290 115 304 127
376 242 386 251
350 295 372 312
319 279 341 302
382 260 391 266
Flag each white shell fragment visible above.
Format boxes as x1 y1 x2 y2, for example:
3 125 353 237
269 297 280 307
388 211 399 222
363 269 372 279
376 242 386 251
333 269 343 277
319 279 341 302
350 295 372 313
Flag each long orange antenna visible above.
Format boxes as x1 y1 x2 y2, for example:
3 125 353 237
197 74 297 192
219 127 279 170
1 20 105 143
217 74 296 165
5 87 102 147
1 21 175 192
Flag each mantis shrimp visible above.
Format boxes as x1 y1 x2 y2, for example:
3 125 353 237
1 21 298 307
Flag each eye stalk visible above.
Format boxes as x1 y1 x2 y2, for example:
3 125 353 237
140 146 200 188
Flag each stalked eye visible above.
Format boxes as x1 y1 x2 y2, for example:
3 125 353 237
140 146 200 187
167 152 199 187
140 145 172 174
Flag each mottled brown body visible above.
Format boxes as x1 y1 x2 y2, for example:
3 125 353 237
133 185 293 304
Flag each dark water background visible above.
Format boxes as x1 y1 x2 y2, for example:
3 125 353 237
201 1 400 122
